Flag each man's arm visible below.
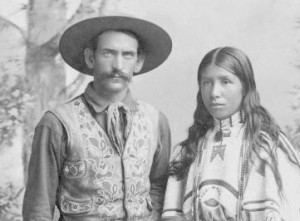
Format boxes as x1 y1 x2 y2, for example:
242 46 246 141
22 112 65 221
149 112 171 220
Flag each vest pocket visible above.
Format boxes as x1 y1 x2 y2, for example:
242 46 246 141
60 197 92 214
63 160 86 179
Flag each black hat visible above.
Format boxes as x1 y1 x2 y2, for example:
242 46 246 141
59 15 172 75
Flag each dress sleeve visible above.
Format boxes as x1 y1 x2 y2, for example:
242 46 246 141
161 145 186 221
243 133 300 221
276 133 300 221
149 112 171 221
22 112 66 221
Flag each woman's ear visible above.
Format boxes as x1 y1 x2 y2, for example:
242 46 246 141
84 48 95 69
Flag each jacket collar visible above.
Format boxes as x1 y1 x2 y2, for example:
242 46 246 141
83 82 138 113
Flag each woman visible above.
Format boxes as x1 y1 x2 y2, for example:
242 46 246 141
162 47 300 221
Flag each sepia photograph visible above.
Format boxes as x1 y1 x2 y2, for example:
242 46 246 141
0 0 300 220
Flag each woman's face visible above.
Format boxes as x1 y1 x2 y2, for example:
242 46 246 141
200 64 244 120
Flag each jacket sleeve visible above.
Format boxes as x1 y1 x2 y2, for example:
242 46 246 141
22 112 66 221
149 112 171 221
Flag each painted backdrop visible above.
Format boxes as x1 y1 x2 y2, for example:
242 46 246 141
0 0 300 220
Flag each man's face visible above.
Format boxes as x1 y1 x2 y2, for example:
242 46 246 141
85 31 144 95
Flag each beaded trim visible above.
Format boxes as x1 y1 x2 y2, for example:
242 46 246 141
191 128 248 221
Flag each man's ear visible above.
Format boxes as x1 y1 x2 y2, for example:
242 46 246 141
84 48 95 69
134 54 145 73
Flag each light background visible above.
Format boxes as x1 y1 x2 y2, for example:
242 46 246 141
129 0 300 144
1 0 300 186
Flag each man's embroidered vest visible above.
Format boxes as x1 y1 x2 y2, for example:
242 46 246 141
49 96 159 221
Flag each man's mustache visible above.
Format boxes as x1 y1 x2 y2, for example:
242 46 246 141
103 71 131 81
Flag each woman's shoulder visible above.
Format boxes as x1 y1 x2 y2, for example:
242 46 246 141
259 130 274 143
257 131 277 152
278 132 300 166
255 131 300 166
248 131 277 164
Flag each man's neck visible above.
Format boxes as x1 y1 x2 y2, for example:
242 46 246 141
93 84 129 103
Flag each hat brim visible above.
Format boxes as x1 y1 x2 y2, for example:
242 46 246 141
59 16 172 76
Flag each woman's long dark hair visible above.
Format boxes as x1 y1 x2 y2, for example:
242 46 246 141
170 47 287 192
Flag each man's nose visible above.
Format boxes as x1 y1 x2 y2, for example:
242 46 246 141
112 55 124 71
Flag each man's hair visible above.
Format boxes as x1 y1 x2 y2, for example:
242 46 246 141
85 29 145 56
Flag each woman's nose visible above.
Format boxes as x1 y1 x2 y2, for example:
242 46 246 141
210 83 221 99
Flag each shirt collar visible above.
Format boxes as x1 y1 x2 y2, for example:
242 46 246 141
84 82 138 113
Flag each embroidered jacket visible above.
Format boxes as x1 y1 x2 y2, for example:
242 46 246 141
23 86 171 221
54 96 160 220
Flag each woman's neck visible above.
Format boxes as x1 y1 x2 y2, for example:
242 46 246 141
213 111 244 130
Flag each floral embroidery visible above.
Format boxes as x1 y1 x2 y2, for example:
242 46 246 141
59 98 157 218
61 197 92 214
126 180 148 216
63 160 86 179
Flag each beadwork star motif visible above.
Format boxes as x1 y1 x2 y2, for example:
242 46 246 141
210 144 226 162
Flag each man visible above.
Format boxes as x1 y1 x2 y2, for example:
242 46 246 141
23 15 172 221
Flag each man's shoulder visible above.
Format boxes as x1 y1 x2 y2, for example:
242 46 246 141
136 99 164 114
136 99 155 108
135 99 170 126
36 111 65 135
39 95 84 130
136 100 163 116
48 94 83 115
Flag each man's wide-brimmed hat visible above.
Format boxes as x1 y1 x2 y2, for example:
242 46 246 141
59 15 172 76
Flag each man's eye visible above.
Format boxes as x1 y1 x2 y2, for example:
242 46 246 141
103 51 112 57
222 80 230 84
123 53 134 59
201 81 210 86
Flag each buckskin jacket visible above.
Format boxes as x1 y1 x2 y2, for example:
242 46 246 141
23 83 171 221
